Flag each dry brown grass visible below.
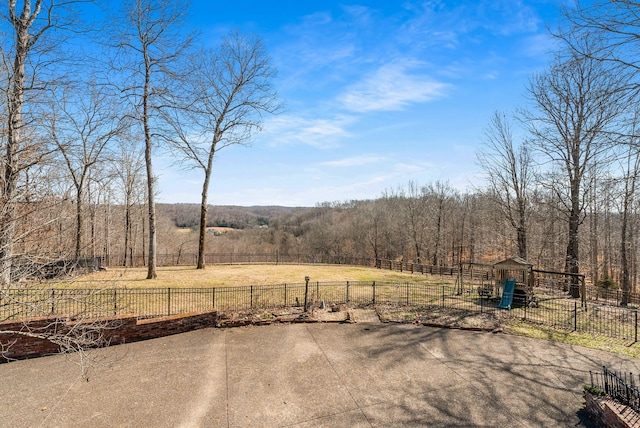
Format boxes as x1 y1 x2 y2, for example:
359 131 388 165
65 264 450 289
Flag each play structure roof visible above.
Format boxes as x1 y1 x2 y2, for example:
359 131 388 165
493 257 533 270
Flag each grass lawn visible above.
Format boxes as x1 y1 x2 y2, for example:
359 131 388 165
43 264 640 358
505 321 640 359
64 264 452 289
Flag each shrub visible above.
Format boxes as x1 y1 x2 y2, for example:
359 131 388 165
597 276 617 289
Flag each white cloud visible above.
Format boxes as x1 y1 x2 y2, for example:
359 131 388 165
338 61 449 112
259 114 355 148
320 155 385 167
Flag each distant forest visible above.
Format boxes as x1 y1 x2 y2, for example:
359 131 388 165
40 178 630 297
2 0 640 303
164 204 292 229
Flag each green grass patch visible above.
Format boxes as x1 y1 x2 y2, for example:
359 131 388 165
505 320 640 358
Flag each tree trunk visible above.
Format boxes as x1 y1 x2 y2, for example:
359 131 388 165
433 210 442 266
197 186 209 269
104 196 110 266
123 202 131 267
516 225 527 260
0 10 31 286
589 189 599 287
566 206 581 298
75 185 83 259
621 207 630 306
144 65 157 279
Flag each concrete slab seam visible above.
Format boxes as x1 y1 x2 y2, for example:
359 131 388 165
224 329 230 428
304 324 374 427
409 329 530 428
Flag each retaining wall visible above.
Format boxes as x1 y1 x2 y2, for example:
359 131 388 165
0 311 219 362
584 391 639 428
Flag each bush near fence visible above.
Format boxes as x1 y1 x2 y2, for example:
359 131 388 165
1 282 638 343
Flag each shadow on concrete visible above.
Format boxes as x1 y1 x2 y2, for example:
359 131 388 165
0 323 638 427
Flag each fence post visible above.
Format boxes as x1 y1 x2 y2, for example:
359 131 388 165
574 301 577 331
113 289 117 316
304 276 309 312
251 286 254 309
346 281 350 304
167 288 171 316
212 287 216 310
406 282 409 305
442 286 445 309
51 289 55 315
372 281 376 305
284 284 287 307
636 310 638 343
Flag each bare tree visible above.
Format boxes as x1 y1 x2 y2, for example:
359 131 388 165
358 200 387 262
0 0 64 285
114 0 193 279
523 40 630 297
561 1 640 95
477 111 534 259
113 135 145 267
615 113 640 305
47 82 124 259
163 32 280 269
428 181 453 266
388 182 430 264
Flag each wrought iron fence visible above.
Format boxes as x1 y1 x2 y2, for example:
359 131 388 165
1 282 638 344
590 367 640 420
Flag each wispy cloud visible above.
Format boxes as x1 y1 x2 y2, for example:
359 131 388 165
259 114 354 148
320 155 385 167
338 61 449 112
521 33 559 59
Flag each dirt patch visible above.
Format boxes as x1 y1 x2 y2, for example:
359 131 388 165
377 305 510 331
214 306 352 327
213 304 508 331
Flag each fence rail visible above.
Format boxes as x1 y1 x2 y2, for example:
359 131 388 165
51 252 639 306
590 367 640 418
1 282 638 343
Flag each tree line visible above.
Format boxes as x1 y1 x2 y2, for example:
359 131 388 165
0 0 280 284
3 1 640 309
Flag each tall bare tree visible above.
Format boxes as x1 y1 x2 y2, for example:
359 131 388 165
1 1 53 285
477 111 534 259
0 0 99 284
428 181 453 266
113 135 145 267
47 82 124 259
616 114 640 305
388 182 430 264
115 0 193 279
523 40 630 297
163 32 280 269
561 1 640 93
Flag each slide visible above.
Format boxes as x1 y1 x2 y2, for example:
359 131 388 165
498 279 515 310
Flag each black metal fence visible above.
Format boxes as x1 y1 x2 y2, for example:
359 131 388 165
106 252 374 268
590 367 640 420
1 282 638 343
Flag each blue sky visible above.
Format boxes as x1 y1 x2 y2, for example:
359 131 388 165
157 0 565 207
